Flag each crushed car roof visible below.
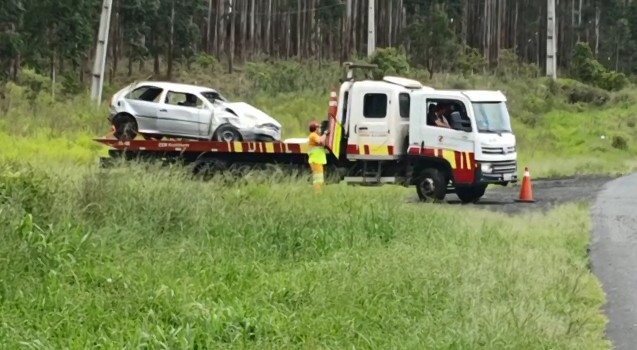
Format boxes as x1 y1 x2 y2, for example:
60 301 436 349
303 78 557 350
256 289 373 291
131 81 221 94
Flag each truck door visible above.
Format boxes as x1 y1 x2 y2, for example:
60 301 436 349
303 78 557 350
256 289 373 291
347 86 393 158
419 95 476 181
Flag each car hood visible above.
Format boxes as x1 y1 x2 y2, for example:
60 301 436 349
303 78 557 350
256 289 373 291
222 102 281 128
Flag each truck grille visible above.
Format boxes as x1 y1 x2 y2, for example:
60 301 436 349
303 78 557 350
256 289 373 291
491 160 517 174
482 146 516 155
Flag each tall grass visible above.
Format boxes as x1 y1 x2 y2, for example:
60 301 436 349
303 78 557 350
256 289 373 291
0 162 610 348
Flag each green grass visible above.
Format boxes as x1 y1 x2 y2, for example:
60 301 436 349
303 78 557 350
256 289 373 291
0 162 610 349
0 62 622 348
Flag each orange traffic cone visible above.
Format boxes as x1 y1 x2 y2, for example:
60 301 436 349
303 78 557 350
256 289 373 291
515 166 535 203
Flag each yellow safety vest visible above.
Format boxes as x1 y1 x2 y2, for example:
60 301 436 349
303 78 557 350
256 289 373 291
308 133 327 165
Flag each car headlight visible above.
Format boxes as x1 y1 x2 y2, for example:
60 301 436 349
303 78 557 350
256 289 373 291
481 163 493 173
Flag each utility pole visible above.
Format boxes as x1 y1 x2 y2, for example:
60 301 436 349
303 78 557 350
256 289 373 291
546 0 557 79
91 0 113 107
367 0 375 56
342 0 352 62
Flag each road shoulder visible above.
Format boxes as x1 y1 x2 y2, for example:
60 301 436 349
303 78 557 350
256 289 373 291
591 172 637 350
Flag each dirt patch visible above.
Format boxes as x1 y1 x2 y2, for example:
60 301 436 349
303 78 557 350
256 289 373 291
409 175 617 215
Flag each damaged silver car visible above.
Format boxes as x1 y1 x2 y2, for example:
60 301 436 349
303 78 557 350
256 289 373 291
108 81 282 142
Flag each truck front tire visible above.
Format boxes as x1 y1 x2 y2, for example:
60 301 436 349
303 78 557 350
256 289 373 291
455 184 487 204
416 168 447 202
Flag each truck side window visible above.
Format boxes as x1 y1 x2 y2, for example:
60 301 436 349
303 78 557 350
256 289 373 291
399 93 410 119
363 93 387 119
446 100 472 131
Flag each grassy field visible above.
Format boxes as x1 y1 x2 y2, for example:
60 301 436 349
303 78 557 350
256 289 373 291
0 60 631 348
0 163 610 349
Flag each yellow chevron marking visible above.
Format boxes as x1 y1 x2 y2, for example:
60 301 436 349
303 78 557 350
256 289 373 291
369 145 390 156
332 123 342 158
442 149 457 169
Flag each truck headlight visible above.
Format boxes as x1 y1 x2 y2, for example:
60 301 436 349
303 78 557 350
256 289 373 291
481 163 493 174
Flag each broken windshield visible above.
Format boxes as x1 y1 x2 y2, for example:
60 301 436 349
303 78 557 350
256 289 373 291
201 91 229 104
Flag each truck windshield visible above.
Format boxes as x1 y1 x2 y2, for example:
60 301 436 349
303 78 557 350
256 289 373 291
472 102 512 133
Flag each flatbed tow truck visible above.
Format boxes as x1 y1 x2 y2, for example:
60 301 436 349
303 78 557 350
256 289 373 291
95 63 518 203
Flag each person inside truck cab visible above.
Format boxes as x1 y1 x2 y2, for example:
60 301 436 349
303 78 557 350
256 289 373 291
426 103 448 128
427 104 437 126
432 104 451 128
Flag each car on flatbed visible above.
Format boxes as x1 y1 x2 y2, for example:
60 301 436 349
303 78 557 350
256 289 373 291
108 81 282 142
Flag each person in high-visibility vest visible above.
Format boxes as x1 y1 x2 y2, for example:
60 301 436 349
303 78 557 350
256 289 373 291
307 121 327 192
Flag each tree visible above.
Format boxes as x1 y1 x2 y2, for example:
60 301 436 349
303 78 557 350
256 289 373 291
403 3 462 78
1 0 637 86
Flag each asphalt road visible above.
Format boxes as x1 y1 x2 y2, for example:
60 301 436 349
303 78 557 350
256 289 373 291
591 173 637 350
408 175 616 215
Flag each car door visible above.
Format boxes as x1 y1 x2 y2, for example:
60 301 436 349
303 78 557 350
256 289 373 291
349 87 393 154
123 85 164 132
157 91 210 138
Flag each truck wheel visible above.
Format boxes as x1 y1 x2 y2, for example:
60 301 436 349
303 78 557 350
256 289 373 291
192 159 227 181
416 168 447 202
455 184 487 204
113 114 138 140
213 124 243 142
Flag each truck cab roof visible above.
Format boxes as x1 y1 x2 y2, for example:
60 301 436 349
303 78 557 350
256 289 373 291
348 76 435 92
348 76 505 102
413 89 507 102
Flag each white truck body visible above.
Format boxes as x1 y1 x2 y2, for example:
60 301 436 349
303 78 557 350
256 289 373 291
323 67 518 202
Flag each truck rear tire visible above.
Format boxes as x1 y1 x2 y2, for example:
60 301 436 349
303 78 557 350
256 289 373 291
192 159 227 181
455 184 487 203
416 168 447 202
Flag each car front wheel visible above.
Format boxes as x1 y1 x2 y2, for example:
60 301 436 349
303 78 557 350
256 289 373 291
213 124 243 142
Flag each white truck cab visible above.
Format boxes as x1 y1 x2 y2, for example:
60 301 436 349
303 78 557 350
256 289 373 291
326 62 518 203
408 89 517 183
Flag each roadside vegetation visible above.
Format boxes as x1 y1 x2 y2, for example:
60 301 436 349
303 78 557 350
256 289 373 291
0 163 610 349
0 1 631 347
2 47 637 177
